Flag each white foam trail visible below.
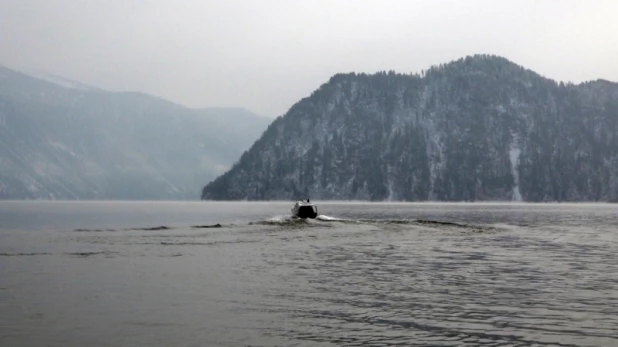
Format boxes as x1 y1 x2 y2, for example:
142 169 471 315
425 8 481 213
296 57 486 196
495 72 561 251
266 215 293 222
316 215 345 221
490 223 525 232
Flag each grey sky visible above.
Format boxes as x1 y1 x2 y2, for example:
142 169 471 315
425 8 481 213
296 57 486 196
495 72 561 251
1 0 617 117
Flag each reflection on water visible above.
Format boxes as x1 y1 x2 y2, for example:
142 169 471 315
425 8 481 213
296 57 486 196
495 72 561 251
1 201 618 346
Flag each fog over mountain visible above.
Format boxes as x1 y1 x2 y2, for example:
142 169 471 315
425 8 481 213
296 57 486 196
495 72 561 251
1 1 617 117
0 65 271 200
202 55 618 202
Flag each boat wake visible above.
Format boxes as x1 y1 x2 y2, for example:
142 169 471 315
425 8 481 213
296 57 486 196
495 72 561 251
315 214 345 221
249 215 498 233
249 215 314 227
72 224 224 232
357 218 498 232
70 216 498 234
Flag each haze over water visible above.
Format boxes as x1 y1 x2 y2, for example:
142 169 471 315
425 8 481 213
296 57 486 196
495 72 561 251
1 201 617 346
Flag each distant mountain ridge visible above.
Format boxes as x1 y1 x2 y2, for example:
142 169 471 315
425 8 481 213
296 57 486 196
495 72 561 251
0 65 272 200
202 54 618 202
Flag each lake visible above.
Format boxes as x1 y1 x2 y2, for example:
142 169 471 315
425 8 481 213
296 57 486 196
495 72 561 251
1 201 617 346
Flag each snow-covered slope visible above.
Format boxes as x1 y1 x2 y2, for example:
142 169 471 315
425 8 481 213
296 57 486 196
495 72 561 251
0 65 272 200
202 55 618 202
24 69 94 91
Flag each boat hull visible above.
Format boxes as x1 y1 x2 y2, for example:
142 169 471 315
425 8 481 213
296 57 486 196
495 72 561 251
291 202 318 219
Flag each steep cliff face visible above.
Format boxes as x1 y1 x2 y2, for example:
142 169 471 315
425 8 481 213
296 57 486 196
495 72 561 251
202 55 618 202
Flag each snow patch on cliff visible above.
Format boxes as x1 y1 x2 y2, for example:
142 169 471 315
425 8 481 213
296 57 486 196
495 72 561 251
509 134 523 201
27 69 92 90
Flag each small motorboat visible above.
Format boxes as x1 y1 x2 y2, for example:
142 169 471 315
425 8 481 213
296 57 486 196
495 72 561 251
291 199 318 219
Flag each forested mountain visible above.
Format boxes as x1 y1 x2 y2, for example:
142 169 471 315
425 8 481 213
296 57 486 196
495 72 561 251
202 55 618 202
0 65 271 200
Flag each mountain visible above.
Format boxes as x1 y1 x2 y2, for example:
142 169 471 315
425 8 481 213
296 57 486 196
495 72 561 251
0 65 272 200
202 55 618 202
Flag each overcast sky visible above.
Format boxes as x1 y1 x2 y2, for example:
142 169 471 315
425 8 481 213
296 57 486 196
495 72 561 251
1 0 617 117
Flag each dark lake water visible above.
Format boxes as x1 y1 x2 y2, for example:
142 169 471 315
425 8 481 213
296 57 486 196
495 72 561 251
1 201 618 346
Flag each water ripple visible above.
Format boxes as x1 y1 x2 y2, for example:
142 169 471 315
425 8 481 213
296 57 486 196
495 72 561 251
240 224 618 346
